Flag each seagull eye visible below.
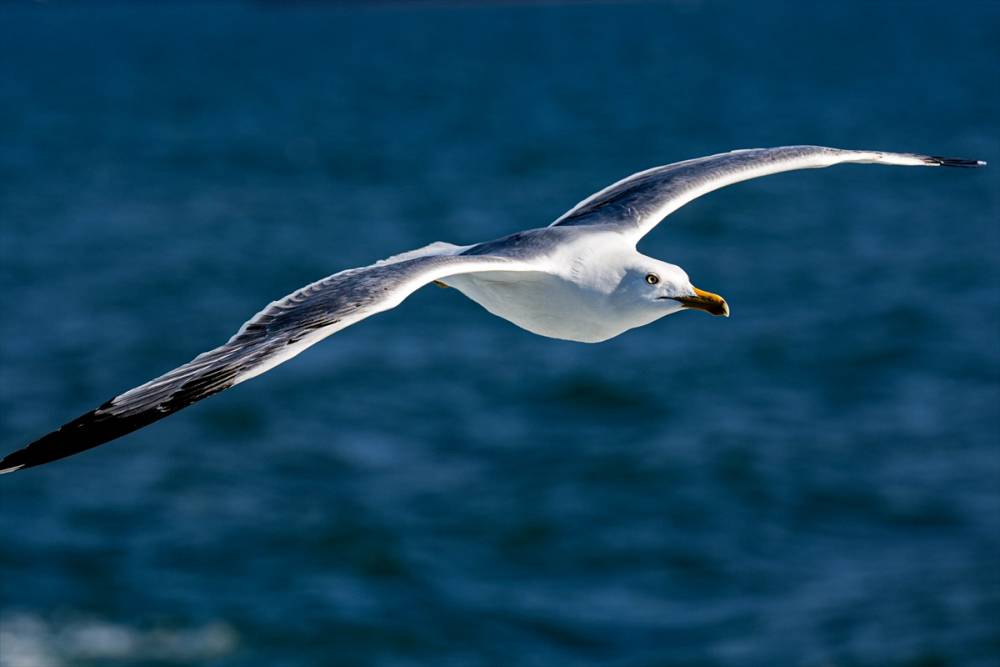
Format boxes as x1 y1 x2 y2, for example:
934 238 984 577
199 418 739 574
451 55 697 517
645 273 659 285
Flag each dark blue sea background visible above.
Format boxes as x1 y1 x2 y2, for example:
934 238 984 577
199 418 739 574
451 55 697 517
1 2 998 666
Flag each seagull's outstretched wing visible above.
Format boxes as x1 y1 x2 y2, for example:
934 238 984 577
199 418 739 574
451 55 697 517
551 145 985 241
1 254 541 473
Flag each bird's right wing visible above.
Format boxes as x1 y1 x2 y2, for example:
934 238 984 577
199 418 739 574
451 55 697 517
551 145 985 242
2 253 545 473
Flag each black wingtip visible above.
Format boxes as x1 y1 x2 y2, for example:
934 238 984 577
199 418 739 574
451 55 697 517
926 156 987 168
0 445 36 474
1 404 166 475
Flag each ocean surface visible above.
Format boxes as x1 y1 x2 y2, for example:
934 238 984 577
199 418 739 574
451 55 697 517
1 2 998 666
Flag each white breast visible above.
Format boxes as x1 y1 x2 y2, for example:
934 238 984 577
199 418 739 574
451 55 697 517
444 271 625 342
442 230 663 343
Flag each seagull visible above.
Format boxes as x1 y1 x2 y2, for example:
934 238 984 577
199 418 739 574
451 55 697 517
1 145 985 474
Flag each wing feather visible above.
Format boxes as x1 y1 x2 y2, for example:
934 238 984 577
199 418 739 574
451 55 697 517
1 253 539 473
551 145 985 240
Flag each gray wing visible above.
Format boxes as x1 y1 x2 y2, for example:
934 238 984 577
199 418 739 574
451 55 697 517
551 145 985 241
1 253 541 473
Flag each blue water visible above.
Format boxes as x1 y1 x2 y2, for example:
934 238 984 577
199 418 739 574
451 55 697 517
1 2 998 666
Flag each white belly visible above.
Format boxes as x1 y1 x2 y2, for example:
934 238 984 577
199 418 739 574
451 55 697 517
443 271 640 343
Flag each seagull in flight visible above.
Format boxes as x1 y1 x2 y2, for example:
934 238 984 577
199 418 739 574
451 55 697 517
1 145 985 474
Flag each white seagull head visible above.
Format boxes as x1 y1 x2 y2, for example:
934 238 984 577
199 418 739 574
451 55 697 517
614 255 730 320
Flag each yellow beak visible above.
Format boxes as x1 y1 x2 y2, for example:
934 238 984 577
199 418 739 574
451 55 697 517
672 286 730 317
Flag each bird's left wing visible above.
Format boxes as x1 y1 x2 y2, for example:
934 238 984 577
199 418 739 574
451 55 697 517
1 253 542 473
551 145 985 241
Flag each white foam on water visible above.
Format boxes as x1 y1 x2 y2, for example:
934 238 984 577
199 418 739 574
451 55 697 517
0 611 238 667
